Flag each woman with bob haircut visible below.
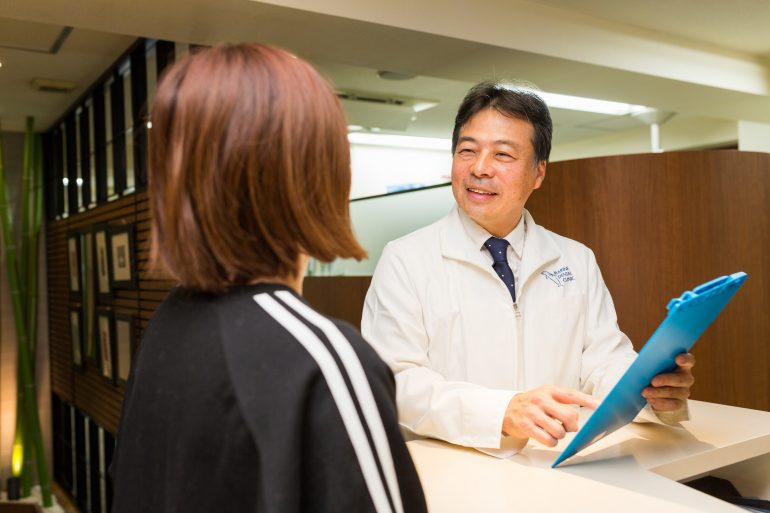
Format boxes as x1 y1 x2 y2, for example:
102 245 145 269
111 43 427 513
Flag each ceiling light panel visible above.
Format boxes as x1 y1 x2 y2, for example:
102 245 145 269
502 84 650 116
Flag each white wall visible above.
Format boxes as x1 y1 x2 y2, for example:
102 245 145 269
551 116 737 162
738 121 770 152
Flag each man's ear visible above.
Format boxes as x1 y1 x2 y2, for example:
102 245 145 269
533 161 547 190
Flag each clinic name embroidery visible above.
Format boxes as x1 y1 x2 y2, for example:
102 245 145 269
541 266 575 287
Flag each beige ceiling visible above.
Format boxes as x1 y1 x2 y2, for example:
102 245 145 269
530 0 770 57
1 0 768 148
0 19 135 132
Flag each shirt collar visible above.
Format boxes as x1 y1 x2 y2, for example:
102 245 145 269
457 208 526 259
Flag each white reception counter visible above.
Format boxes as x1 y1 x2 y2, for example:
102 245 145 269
407 400 770 513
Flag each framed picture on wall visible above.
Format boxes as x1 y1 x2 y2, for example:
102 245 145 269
109 224 136 288
115 314 134 384
94 224 112 300
70 307 84 369
68 234 81 296
97 309 116 384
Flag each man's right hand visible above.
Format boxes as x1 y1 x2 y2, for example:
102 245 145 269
501 385 600 447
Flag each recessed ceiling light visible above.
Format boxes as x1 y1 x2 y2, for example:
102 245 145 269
0 61 4 69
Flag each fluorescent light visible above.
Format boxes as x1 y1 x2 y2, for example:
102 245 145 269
502 84 649 116
348 132 451 151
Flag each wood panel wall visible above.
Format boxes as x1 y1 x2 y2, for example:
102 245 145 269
47 191 174 434
526 150 770 411
303 276 372 331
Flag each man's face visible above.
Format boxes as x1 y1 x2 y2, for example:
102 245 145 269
451 108 546 237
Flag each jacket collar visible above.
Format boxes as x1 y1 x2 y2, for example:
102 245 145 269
440 205 561 291
518 209 561 291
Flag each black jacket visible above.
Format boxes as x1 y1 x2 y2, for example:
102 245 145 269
111 283 426 513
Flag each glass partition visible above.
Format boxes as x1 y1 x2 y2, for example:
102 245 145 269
309 183 454 276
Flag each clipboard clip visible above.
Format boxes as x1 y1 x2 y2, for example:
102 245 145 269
666 272 747 312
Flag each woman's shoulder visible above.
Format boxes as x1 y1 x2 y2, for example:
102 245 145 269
222 285 390 382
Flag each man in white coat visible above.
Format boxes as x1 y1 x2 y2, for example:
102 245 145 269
361 82 695 456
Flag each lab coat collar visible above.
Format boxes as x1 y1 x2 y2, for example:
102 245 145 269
456 206 526 260
440 205 561 291
518 209 561 291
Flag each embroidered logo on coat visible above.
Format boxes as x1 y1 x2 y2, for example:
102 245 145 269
541 266 575 287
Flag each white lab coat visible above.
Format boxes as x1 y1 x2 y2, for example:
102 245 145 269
362 206 640 451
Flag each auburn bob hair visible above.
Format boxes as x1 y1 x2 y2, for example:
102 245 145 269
148 44 366 292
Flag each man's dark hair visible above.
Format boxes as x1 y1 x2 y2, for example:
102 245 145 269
451 81 553 165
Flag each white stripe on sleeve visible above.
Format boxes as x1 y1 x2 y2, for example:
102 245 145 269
253 293 394 513
275 291 404 513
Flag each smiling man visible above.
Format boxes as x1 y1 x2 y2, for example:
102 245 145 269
361 82 695 456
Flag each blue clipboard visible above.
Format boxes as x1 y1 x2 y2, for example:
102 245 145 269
552 271 748 468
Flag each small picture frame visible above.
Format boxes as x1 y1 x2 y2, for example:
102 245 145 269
114 314 135 384
109 225 136 289
68 234 81 296
70 307 84 369
97 310 116 384
94 224 113 300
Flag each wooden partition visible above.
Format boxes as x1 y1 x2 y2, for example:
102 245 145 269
304 276 372 331
526 150 769 411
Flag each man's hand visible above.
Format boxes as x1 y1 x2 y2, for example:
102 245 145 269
642 353 695 412
501 385 600 447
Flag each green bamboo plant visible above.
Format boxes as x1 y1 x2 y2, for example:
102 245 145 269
0 117 52 506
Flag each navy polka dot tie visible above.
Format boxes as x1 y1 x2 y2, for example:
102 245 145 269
486 237 516 303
